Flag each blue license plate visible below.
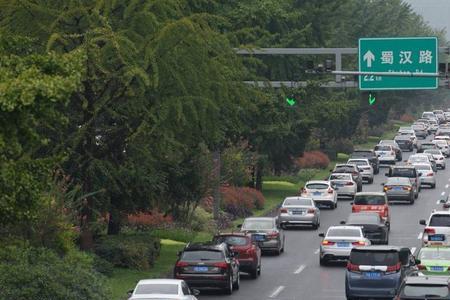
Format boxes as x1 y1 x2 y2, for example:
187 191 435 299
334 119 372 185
194 266 208 272
393 186 402 190
430 235 445 241
337 242 350 247
292 210 304 215
253 234 265 241
431 266 444 271
364 272 381 278
313 191 322 196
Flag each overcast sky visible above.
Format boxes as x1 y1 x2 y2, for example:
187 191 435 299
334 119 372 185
404 0 450 40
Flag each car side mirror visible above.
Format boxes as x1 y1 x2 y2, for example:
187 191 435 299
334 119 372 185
418 172 423 176
385 221 390 228
192 289 200 296
318 233 325 237
177 251 182 257
340 220 346 225
415 258 421 265
350 202 353 205
419 219 426 225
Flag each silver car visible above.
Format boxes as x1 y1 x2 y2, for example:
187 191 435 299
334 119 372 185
383 177 415 204
240 217 285 254
329 173 358 200
302 181 337 209
347 158 374 184
414 163 437 189
318 226 370 265
278 197 320 229
424 149 446 169
129 279 199 300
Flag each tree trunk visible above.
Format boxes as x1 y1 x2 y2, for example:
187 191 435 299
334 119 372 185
80 197 94 251
107 208 122 235
255 160 263 191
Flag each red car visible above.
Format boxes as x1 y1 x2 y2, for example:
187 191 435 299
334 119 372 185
351 192 390 228
213 233 262 278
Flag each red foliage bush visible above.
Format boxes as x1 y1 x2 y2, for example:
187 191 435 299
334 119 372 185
295 151 330 169
127 209 173 230
400 113 415 123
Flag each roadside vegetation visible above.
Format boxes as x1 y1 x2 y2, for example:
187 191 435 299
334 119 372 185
0 1 448 299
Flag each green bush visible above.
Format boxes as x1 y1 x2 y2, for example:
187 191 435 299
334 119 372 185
94 232 161 270
92 255 114 277
336 153 349 162
189 207 214 232
0 246 110 300
150 228 197 243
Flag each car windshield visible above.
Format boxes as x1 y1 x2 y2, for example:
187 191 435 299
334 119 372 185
284 198 312 206
350 250 399 266
135 283 179 295
213 236 248 246
327 228 361 237
354 195 385 205
305 183 328 190
334 166 354 172
329 174 351 180
402 285 449 298
386 178 410 185
374 145 391 151
391 168 415 177
181 250 224 261
425 149 441 155
429 215 450 227
242 219 274 230
419 249 450 260
347 214 379 224
348 160 368 166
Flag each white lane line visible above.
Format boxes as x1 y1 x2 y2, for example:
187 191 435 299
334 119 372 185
418 232 423 239
314 248 320 254
442 192 446 196
269 286 285 298
446 184 449 189
293 264 306 274
411 247 417 255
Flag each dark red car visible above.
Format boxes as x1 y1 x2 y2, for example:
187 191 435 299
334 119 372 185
213 233 261 278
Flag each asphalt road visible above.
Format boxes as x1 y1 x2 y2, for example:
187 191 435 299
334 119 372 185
199 136 450 300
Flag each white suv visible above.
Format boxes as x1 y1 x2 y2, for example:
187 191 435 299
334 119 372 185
419 211 450 247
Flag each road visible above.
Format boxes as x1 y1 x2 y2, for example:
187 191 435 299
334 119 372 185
199 137 450 300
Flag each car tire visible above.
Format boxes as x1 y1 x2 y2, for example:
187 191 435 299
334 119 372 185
368 177 374 184
281 237 285 253
224 275 233 294
334 201 338 209
319 256 327 266
431 183 436 189
409 196 414 205
414 190 418 199
250 265 259 279
233 272 240 290
443 165 446 170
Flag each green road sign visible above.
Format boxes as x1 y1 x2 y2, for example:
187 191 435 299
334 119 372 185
359 37 438 90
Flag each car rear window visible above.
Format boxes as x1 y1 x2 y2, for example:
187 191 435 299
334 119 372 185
334 166 354 173
135 283 179 295
242 219 274 230
350 250 399 266
283 198 312 206
386 177 411 185
182 250 224 261
213 236 248 246
429 215 450 227
391 168 415 177
421 144 435 149
424 149 441 154
347 214 379 224
305 183 328 190
348 160 368 166
402 285 449 298
374 145 391 151
330 174 351 180
419 250 450 260
415 165 431 171
354 195 386 205
327 228 361 237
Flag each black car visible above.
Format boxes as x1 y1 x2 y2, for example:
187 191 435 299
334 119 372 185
174 242 240 294
394 135 414 152
351 150 380 174
342 212 389 244
396 275 450 300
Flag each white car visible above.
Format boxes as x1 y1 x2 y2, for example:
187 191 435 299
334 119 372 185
422 111 435 119
414 163 437 189
374 144 396 164
433 139 450 157
419 211 450 247
302 180 338 209
424 149 446 169
129 279 199 300
408 154 431 165
429 119 439 132
328 173 357 200
347 158 374 183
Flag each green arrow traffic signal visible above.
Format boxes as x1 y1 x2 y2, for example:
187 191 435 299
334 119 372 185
368 93 376 105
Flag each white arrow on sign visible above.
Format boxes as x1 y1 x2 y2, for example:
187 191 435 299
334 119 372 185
363 50 375 68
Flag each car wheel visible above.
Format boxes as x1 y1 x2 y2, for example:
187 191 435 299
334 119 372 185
443 165 446 170
224 275 233 294
334 201 338 209
414 190 418 199
281 237 285 253
258 263 261 276
312 222 318 230
233 272 240 290
280 223 287 230
319 256 327 266
410 196 415 205
431 183 436 189
250 265 259 279
369 177 374 184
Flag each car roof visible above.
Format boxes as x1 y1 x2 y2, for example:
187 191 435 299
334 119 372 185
404 276 450 285
419 247 450 253
430 210 450 216
386 177 411 184
392 165 415 169
413 163 432 168
355 192 385 196
349 212 380 217
327 225 362 231
184 242 226 251
284 196 313 201
305 180 329 185
353 245 404 251
137 279 183 285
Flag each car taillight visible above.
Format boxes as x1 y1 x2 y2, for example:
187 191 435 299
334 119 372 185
280 208 288 213
346 182 354 186
245 246 255 256
347 262 360 272
417 264 427 270
307 208 315 214
386 262 401 273
351 241 366 246
328 188 333 194
427 172 434 176
267 232 279 239
402 186 412 191
351 206 355 212
321 240 335 246
384 186 392 191
384 207 389 217
176 261 189 268
213 262 229 269
424 227 435 234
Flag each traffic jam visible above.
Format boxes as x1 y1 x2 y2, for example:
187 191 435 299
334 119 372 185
127 110 450 300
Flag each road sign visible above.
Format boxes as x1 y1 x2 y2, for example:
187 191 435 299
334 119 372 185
359 37 438 90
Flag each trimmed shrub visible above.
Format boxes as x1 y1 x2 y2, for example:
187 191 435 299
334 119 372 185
295 151 330 169
400 113 415 123
0 246 110 300
189 206 214 232
220 186 266 218
94 232 161 270
127 209 173 231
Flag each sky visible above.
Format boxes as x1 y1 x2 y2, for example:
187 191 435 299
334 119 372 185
404 0 450 40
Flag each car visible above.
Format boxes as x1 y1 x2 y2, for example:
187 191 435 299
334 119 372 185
351 192 390 225
128 279 200 300
277 197 320 229
419 211 450 247
385 166 420 197
374 144 396 165
422 111 435 120
382 177 415 204
328 173 358 200
345 246 417 300
408 154 436 171
174 242 240 294
331 164 363 192
429 119 440 132
445 111 450 122
412 123 428 139
301 180 337 209
394 135 414 152
416 141 437 153
342 212 389 244
414 163 437 189
239 217 285 254
397 132 418 147
433 139 450 157
379 140 402 161
396 275 450 300
419 153 438 172
424 149 446 169
416 247 450 275
350 149 380 174
347 158 374 184
318 225 370 266
434 110 446 123
212 233 261 278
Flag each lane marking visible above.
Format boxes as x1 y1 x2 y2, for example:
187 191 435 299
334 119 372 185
411 247 417 255
442 192 446 196
314 248 320 254
446 184 449 189
418 232 423 239
269 286 285 298
293 264 306 274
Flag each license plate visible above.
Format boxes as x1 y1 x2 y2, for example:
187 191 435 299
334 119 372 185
292 210 304 215
335 183 343 187
313 191 322 196
430 234 445 241
253 234 265 241
364 272 381 278
194 266 208 272
431 266 444 271
337 242 350 247
393 186 402 190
